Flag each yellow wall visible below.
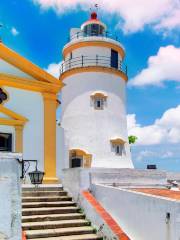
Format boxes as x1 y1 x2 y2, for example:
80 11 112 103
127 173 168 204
43 93 59 183
15 125 23 152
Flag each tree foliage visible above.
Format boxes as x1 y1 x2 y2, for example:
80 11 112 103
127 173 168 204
128 135 138 145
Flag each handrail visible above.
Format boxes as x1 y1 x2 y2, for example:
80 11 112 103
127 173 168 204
60 55 127 75
69 31 120 42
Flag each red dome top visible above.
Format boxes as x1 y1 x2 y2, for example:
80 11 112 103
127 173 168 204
81 11 107 31
91 12 97 20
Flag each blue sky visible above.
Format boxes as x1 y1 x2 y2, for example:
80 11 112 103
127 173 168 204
1 0 180 172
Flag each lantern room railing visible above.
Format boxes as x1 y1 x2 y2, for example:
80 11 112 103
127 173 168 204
60 55 127 75
69 31 120 43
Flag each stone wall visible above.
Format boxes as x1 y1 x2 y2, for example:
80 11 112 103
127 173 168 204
0 153 22 240
62 168 167 200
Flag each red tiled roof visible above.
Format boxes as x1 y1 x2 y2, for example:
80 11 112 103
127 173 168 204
132 188 180 200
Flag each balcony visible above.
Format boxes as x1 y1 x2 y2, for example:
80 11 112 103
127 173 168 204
69 31 121 43
60 56 127 75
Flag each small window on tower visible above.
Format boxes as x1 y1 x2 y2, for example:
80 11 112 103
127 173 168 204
110 138 126 156
90 92 107 110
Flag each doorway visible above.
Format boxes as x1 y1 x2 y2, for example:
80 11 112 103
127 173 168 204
71 157 82 168
111 49 118 69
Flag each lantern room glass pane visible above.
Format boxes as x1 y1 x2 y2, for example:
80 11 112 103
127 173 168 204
84 24 105 36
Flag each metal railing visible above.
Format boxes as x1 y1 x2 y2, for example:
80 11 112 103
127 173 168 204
60 55 127 75
69 31 120 42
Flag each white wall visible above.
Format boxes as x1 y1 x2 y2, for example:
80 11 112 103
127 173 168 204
56 125 68 179
63 36 124 61
62 168 167 201
3 87 44 173
92 184 180 240
0 59 34 80
61 71 133 168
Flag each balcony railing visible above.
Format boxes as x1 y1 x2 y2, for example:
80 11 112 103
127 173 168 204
69 31 120 42
60 56 127 75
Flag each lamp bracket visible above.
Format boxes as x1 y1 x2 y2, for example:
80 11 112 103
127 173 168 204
17 159 38 179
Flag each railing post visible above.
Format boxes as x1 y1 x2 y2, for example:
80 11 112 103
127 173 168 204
77 32 79 39
119 61 122 71
96 55 98 66
126 66 128 75
82 55 84 67
69 59 71 70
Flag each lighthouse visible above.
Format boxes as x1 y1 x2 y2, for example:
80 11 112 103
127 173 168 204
59 12 134 169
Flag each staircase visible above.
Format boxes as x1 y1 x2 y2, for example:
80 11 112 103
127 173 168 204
22 186 102 240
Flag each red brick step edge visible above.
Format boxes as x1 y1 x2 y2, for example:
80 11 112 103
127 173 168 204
82 191 130 240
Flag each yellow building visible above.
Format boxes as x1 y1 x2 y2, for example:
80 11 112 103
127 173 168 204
0 43 63 183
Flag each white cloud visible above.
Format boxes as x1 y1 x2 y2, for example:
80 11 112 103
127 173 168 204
127 105 180 145
135 149 174 162
155 9 180 31
161 151 174 159
45 61 61 78
136 150 157 162
11 27 19 36
32 0 180 33
129 45 180 87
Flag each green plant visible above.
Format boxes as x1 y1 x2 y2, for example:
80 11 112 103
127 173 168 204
77 208 84 214
128 135 138 145
85 218 92 226
93 227 98 234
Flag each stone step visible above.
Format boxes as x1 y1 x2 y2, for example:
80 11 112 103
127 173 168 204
31 234 102 240
22 206 79 216
22 213 85 223
22 191 67 197
22 187 63 192
25 226 96 239
22 201 76 208
22 196 72 203
22 219 90 231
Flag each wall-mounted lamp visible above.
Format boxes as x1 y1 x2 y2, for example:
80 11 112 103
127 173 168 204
166 212 171 224
17 159 44 185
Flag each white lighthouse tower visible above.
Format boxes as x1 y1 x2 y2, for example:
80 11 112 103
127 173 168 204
59 11 134 169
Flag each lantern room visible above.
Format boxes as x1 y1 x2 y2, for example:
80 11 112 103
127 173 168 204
81 12 107 36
